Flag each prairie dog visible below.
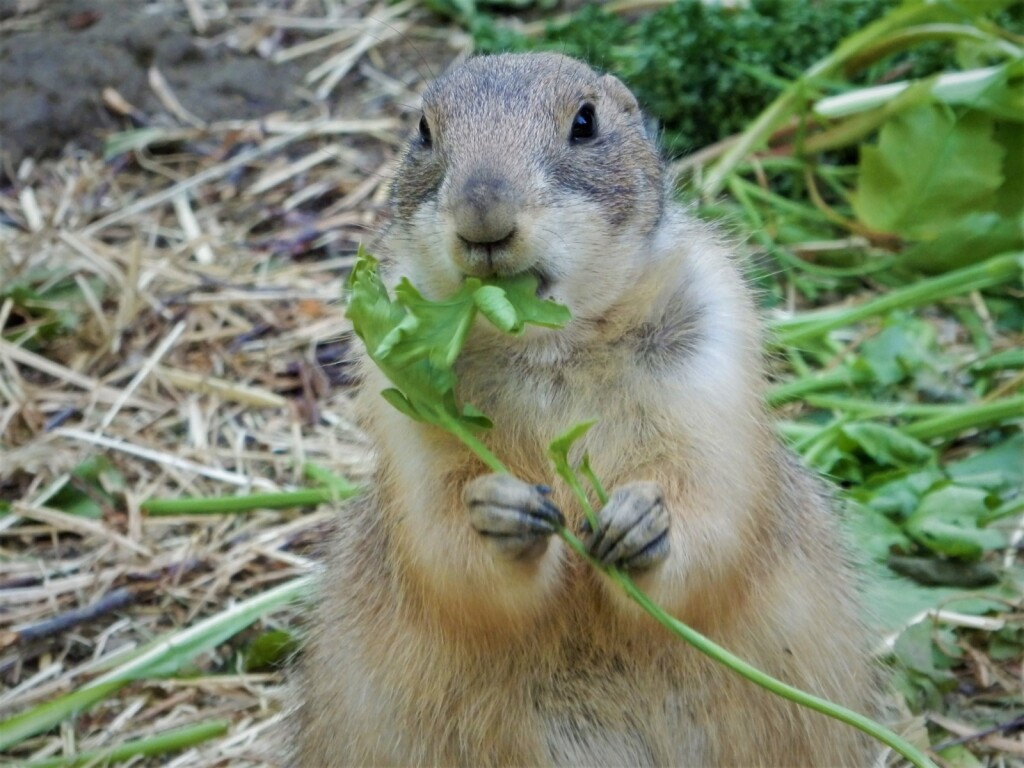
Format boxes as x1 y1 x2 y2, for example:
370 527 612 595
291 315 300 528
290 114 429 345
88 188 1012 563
296 53 876 766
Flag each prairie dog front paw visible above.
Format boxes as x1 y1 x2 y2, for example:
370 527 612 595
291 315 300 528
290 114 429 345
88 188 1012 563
584 481 669 571
464 474 564 560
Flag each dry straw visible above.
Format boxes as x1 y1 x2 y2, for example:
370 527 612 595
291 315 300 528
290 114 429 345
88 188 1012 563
1 0 451 763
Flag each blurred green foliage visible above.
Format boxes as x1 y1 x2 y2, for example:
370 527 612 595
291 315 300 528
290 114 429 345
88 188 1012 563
464 0 1022 153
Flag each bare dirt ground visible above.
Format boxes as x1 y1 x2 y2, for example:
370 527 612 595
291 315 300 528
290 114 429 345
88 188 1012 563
0 0 309 169
1 1 465 764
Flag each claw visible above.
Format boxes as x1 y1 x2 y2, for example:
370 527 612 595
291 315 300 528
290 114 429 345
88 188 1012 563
585 481 668 572
464 474 563 560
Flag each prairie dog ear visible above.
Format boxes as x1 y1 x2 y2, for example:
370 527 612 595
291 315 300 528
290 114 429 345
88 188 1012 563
598 73 639 115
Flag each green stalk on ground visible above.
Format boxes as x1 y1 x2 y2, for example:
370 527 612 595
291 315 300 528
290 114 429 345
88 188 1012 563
0 577 310 753
142 464 360 515
19 721 229 768
142 486 357 515
771 252 1023 346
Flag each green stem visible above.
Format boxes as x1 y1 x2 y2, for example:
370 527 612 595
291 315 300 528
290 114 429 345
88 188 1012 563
580 456 610 506
802 394 985 419
799 418 851 466
766 367 873 408
142 486 357 515
844 24 1022 72
440 413 509 474
569 533 937 768
904 395 1024 441
548 438 933 766
0 577 311 752
18 720 229 768
772 252 1022 345
729 176 827 223
0 680 127 753
553 456 600 530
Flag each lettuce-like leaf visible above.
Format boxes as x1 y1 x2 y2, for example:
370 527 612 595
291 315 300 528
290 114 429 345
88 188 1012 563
346 248 571 434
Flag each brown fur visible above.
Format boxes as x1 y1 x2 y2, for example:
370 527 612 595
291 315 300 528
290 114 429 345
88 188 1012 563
294 53 876 766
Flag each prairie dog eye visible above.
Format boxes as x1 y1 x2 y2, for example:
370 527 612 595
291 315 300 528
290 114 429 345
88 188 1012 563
418 115 432 148
570 103 597 143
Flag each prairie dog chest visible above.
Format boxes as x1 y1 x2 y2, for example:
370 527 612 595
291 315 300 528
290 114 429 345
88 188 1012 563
454 339 669 483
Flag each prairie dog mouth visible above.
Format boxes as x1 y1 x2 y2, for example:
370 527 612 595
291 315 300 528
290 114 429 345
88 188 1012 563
527 267 553 297
457 230 516 253
456 265 552 298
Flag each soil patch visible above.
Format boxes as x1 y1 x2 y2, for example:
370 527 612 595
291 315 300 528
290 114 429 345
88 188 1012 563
0 0 304 169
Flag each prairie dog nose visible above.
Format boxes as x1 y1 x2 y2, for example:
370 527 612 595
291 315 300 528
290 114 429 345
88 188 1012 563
452 172 518 246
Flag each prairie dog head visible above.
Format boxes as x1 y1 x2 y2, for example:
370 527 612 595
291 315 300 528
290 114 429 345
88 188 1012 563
385 53 666 331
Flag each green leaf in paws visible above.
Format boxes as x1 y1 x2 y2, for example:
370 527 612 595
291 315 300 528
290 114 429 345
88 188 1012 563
380 388 424 423
345 248 571 434
547 419 600 529
548 419 598 468
473 285 519 333
460 401 493 430
346 251 463 427
493 272 572 330
391 278 478 369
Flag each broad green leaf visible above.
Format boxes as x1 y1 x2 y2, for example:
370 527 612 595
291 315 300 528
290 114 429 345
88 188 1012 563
858 467 943 520
460 401 493 429
840 422 935 468
853 105 1004 240
891 619 960 711
988 624 1024 661
844 499 912 562
894 620 962 679
495 272 572 329
347 253 458 426
380 388 425 422
864 563 1004 634
982 496 1024 525
905 484 1005 558
345 249 572 436
46 456 125 519
346 251 408 358
47 486 104 519
947 433 1024 490
898 211 1021 272
473 285 519 332
392 278 477 370
855 317 939 385
886 555 999 587
992 121 1024 219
